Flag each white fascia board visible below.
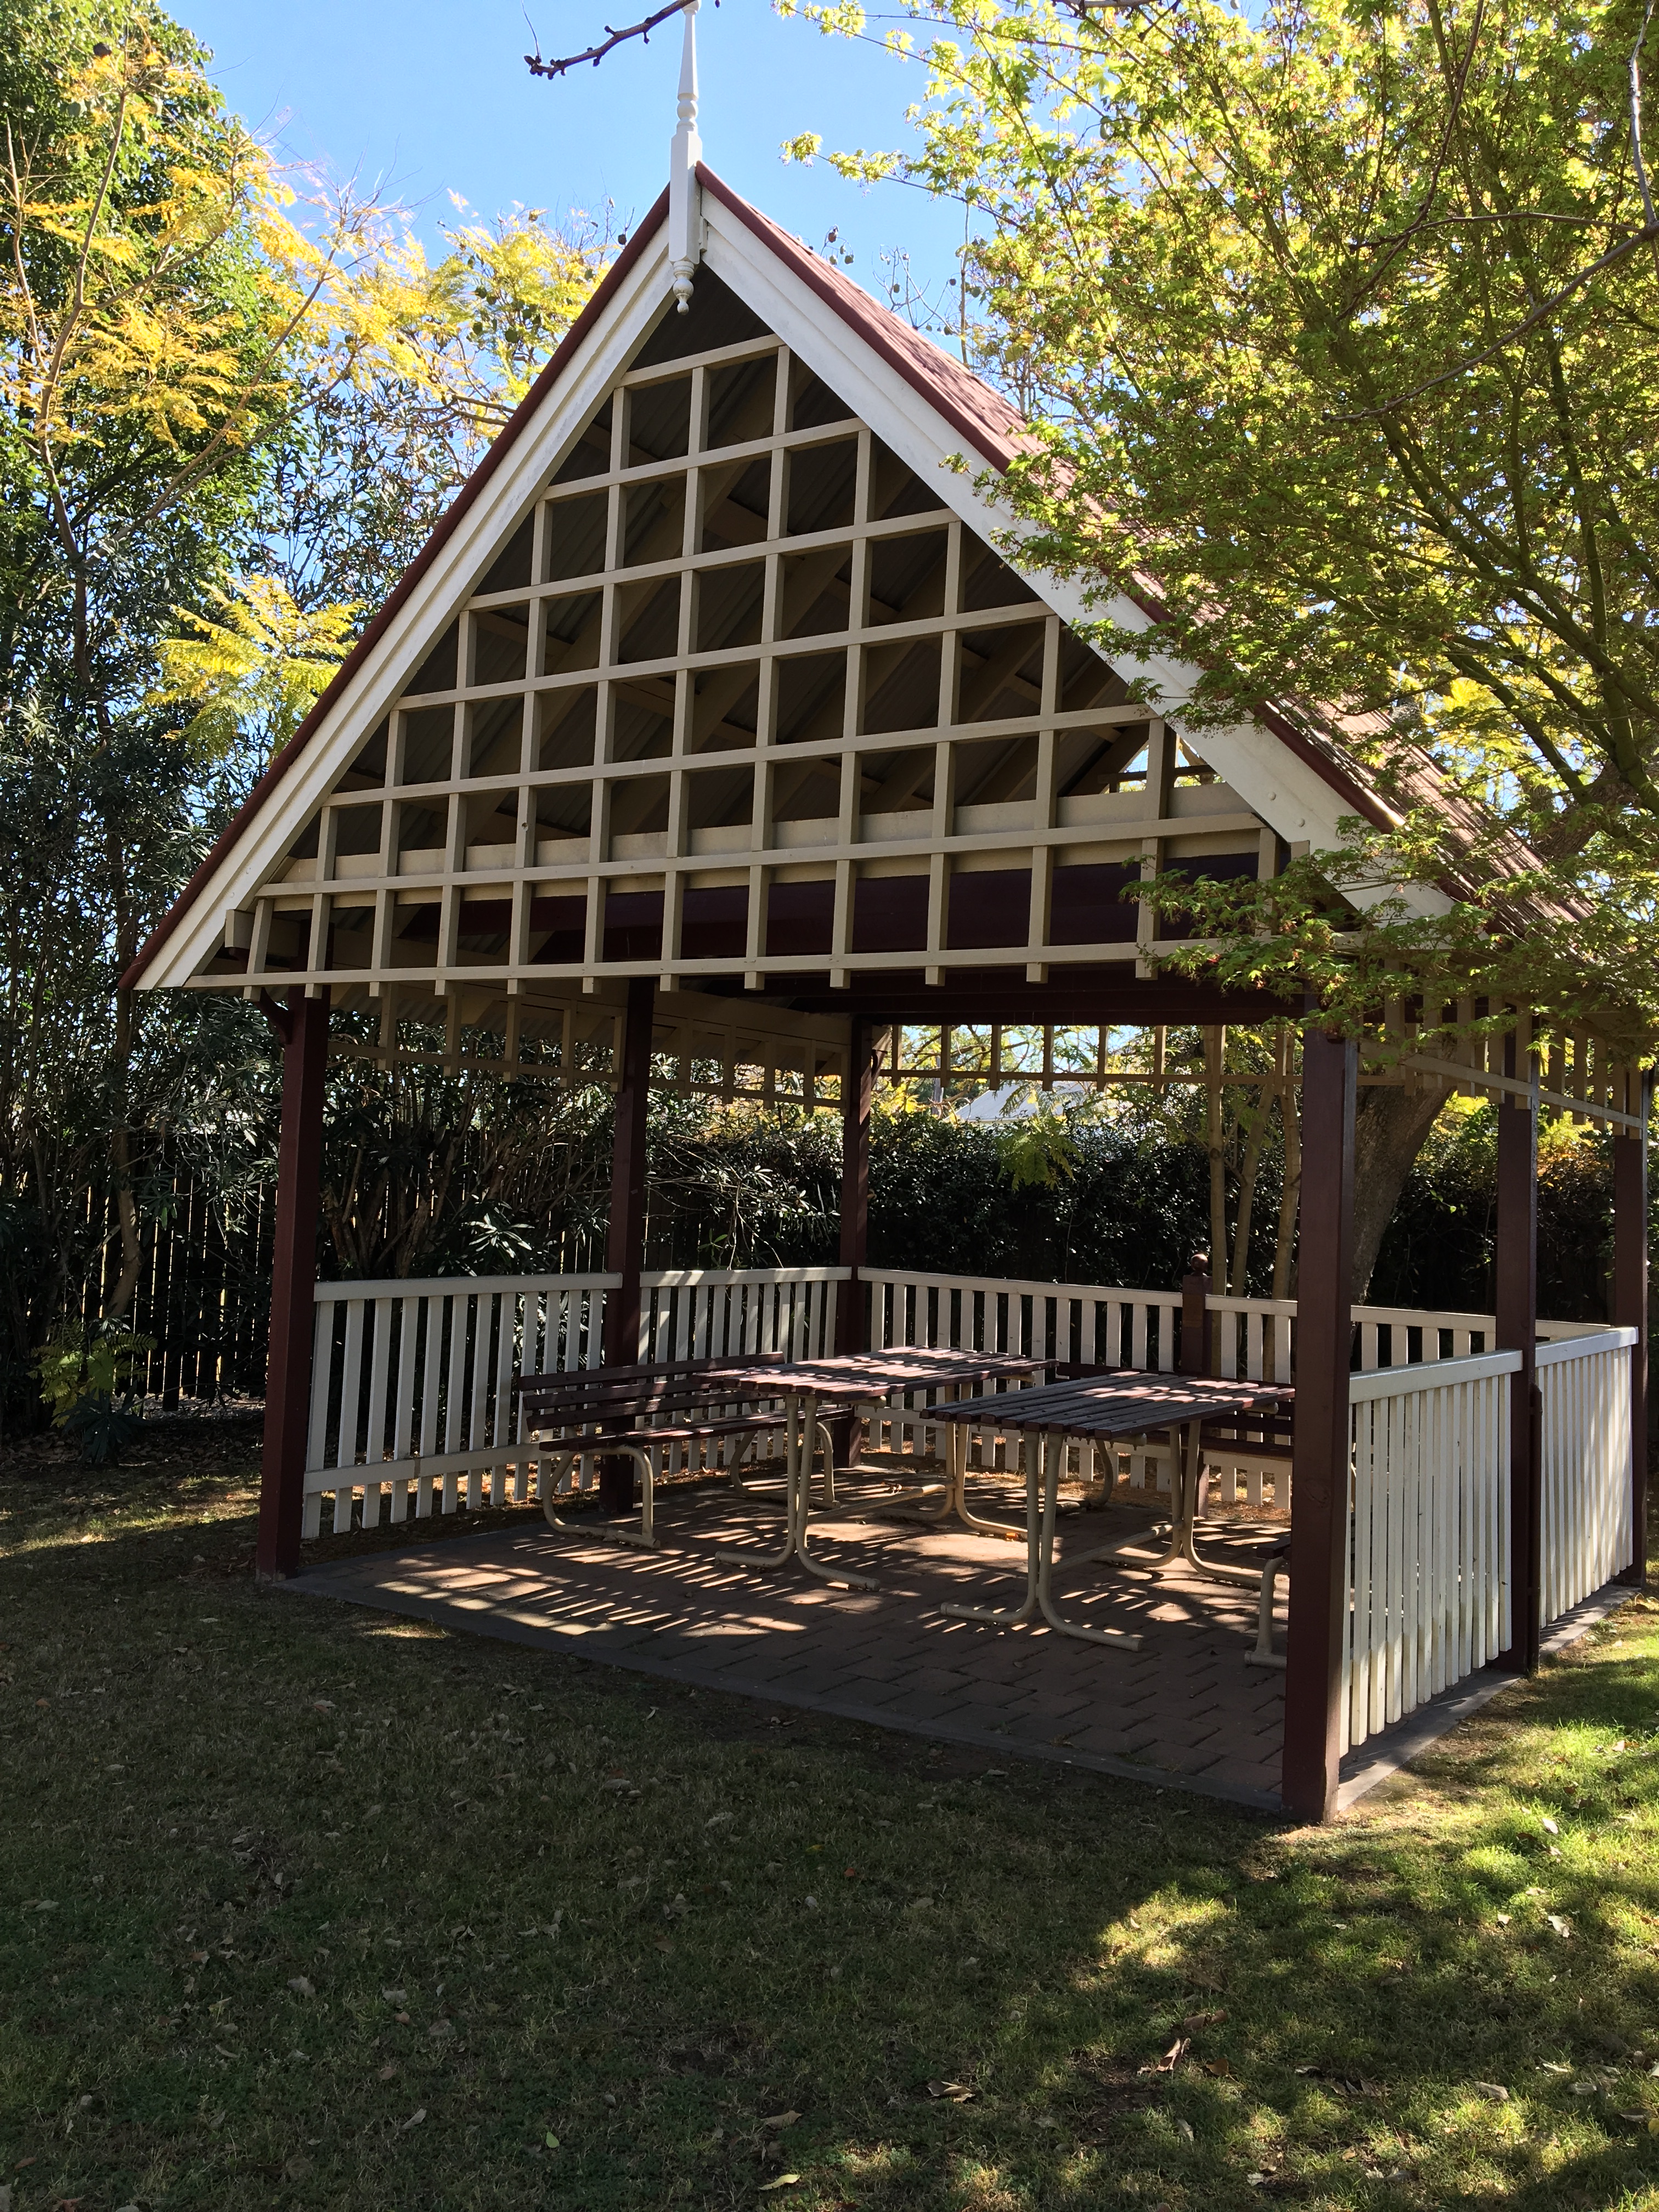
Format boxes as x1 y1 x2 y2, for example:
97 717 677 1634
142 235 678 990
706 208 1448 921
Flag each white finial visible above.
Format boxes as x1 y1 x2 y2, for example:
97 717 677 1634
668 0 702 312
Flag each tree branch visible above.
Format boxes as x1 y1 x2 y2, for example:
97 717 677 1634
1630 0 1659 282
1324 223 1659 418
524 0 700 80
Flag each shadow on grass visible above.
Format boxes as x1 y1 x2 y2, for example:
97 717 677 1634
2 1446 1658 2209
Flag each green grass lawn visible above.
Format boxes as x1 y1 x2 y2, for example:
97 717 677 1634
5 1425 1659 2211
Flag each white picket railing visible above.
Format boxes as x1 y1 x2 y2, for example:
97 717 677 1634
1538 1327 1636 1623
1342 1349 1518 1756
298 1263 1637 1628
302 1266 840 1536
864 1266 1589 1381
855 1268 1587 1511
641 1267 841 1366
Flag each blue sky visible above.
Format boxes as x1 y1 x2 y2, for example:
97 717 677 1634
184 0 968 295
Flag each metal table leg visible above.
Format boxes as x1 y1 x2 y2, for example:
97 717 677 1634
791 1391 881 1593
939 1431 1042 1626
1176 1419 1269 1589
950 1405 1026 1542
1035 1430 1142 1649
716 1395 801 1570
539 1440 659 1548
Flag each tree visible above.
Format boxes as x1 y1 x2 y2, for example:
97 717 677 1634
787 0 1659 855
0 0 610 1428
778 0 1659 1272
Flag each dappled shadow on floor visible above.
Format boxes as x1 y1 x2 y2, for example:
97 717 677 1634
290 1476 1288 1806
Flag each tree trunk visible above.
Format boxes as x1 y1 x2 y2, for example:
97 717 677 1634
1229 1101 1268 1295
1272 1028 1300 1303
1204 1024 1226 1275
1350 1080 1449 1299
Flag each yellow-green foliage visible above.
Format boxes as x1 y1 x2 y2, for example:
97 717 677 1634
150 578 360 760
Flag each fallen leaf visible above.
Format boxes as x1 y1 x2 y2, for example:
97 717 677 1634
378 2062 397 2081
1205 2057 1234 2078
761 2111 802 2129
381 1987 405 2004
1143 2037 1189 2075
312 1699 335 1713
1495 1913 1511 1926
544 2131 560 2148
705 1812 733 1827
1182 2008 1227 2028
1174 2116 1195 2141
287 1975 314 1998
1541 2061 1573 2074
926 2080 975 2102
1547 1914 1572 1939
1474 2082 1509 2103
1541 1817 1560 1835
400 2108 426 2131
759 2178 800 2192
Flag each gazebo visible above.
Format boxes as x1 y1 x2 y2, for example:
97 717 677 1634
123 25 1650 1821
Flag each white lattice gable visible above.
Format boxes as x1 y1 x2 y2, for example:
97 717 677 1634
131 170 1439 1011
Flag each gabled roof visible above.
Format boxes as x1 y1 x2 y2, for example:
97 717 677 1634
127 164 1550 996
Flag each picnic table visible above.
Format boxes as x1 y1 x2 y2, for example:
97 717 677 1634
934 1372 1295 1651
514 1348 1043 1593
689 1348 1045 1591
513 1358 810 1550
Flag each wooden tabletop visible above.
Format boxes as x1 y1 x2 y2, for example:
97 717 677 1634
934 1371 1293 1440
699 1349 1044 1398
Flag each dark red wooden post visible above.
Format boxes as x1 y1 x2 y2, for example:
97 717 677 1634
1178 1250 1213 1376
1280 1029 1356 1823
836 1017 872 1358
1496 1054 1541 1671
600 975 654 1510
829 1018 874 1472
256 987 330 1581
1615 1074 1651 1586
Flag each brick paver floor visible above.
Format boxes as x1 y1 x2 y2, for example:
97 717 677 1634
287 1472 1289 1809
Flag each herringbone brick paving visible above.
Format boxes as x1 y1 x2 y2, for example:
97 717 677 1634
289 1472 1289 1808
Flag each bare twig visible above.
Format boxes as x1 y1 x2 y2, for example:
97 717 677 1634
1351 211 1600 245
525 0 700 79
